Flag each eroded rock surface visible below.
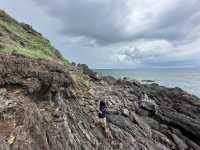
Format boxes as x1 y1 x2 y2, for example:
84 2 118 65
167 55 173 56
0 54 200 150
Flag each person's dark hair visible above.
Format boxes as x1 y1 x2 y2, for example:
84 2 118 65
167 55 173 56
99 100 107 118
100 100 106 107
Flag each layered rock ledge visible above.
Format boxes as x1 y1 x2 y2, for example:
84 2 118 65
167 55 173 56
0 53 200 150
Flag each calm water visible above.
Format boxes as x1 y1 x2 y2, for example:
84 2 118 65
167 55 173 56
95 69 200 97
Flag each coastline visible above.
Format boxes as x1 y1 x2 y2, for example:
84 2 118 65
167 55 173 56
94 68 200 98
0 53 200 149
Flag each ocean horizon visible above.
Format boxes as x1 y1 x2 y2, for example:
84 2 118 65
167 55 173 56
94 68 200 97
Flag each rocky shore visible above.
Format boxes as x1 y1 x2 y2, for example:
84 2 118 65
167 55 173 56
0 53 200 150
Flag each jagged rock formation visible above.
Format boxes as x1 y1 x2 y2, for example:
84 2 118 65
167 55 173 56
0 53 200 150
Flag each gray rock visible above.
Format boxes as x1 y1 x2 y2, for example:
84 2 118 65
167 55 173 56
172 134 188 150
0 88 7 96
122 108 129 117
131 112 152 138
140 94 157 113
0 136 10 150
0 53 200 150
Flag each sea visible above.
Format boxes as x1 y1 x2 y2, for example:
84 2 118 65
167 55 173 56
94 69 200 97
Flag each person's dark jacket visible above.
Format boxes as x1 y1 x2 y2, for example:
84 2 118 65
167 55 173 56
99 101 107 118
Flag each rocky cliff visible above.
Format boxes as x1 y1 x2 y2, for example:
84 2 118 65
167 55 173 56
0 53 200 150
0 10 200 150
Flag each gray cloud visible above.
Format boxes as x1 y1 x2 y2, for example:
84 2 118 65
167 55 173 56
32 0 130 44
32 0 200 45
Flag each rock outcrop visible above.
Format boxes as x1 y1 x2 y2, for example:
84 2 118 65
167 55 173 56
0 53 200 150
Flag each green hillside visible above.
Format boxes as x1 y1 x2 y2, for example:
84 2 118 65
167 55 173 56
0 10 69 65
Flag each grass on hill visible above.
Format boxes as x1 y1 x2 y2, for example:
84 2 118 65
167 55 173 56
0 10 69 65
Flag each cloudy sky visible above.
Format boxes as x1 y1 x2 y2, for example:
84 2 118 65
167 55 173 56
1 0 200 68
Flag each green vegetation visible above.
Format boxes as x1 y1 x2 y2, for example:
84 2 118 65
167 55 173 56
0 10 69 65
70 72 90 87
71 74 82 82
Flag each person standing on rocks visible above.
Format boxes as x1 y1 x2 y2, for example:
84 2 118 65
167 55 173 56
92 100 113 138
98 100 107 129
99 100 114 139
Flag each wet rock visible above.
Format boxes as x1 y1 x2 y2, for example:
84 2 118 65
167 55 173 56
141 80 155 83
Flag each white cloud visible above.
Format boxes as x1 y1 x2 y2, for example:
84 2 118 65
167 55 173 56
112 39 200 68
31 0 200 44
